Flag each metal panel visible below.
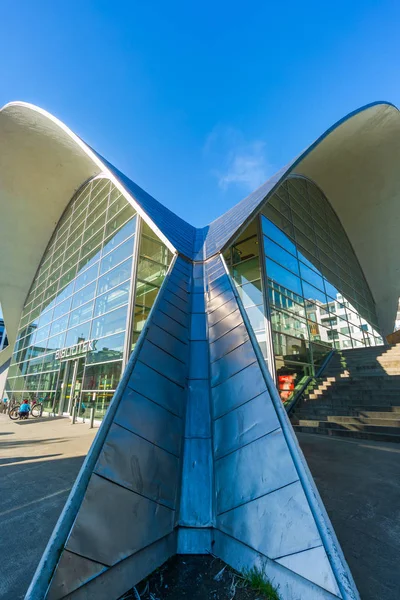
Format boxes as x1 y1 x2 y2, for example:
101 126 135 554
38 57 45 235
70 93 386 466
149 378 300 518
167 280 190 302
210 340 256 387
185 380 211 438
114 388 182 456
168 271 190 292
174 258 191 276
207 297 238 327
212 361 267 418
59 533 177 600
47 551 106 600
191 292 205 313
95 424 179 509
66 474 175 566
208 277 232 300
163 288 190 313
189 341 209 380
139 339 187 387
152 309 188 343
213 530 340 600
129 361 184 417
215 429 298 514
177 528 213 554
217 480 322 560
193 263 204 279
214 391 280 459
208 309 243 342
146 324 188 364
208 273 230 291
277 545 341 597
208 289 235 313
159 299 189 328
179 438 213 527
209 323 249 363
190 312 207 340
191 277 204 293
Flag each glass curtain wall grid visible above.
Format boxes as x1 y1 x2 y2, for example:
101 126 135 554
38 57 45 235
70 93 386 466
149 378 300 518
226 175 383 403
262 176 383 401
5 176 173 419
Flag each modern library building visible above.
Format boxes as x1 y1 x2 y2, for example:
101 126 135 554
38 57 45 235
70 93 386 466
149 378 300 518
1 100 400 600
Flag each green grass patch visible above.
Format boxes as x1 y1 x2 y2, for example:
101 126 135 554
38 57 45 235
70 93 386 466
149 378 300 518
241 566 281 600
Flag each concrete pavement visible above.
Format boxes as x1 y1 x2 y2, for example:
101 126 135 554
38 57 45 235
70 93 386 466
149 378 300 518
298 432 400 600
0 413 96 599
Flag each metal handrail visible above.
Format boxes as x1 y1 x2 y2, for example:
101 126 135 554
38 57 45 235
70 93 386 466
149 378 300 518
286 349 335 415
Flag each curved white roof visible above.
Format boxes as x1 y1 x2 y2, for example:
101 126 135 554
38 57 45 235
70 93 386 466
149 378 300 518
0 100 399 361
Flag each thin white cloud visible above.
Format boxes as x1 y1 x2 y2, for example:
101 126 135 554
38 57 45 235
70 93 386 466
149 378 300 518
204 126 271 192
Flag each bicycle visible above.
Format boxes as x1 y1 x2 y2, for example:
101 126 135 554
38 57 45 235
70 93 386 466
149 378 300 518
8 398 43 420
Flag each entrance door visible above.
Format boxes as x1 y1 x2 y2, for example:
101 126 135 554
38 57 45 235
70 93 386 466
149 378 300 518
57 357 85 415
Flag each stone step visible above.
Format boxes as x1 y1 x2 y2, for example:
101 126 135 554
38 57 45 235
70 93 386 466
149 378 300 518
292 424 400 443
293 418 400 433
305 394 400 404
299 404 400 413
295 408 400 419
293 416 400 427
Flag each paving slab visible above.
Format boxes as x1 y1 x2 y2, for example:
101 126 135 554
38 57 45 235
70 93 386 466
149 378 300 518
0 413 97 600
297 432 400 600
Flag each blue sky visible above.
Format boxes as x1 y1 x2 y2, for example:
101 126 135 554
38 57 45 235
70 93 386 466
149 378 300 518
1 0 400 229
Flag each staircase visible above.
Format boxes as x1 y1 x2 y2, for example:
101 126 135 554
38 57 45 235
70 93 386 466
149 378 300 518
290 344 400 443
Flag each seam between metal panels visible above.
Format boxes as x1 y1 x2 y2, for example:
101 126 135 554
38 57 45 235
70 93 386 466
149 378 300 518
216 479 300 517
211 358 258 388
136 359 186 390
210 339 249 364
208 320 245 346
59 548 108 568
126 383 183 419
112 421 181 459
150 317 189 345
92 472 177 512
24 254 179 600
215 528 338 596
213 389 269 420
273 543 324 562
158 307 190 331
220 254 360 600
160 299 188 323
143 338 187 366
214 426 281 461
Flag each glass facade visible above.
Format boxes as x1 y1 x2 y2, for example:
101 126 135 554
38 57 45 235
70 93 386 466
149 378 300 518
226 175 383 403
5 177 172 419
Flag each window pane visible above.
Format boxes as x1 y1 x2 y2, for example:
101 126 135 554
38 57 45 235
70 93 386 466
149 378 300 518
69 301 94 328
94 282 130 318
82 361 122 391
265 238 299 274
91 305 128 339
86 332 125 364
237 280 263 308
65 321 91 347
71 281 97 310
299 262 324 291
97 258 132 296
100 237 134 275
231 257 261 286
302 281 327 304
266 259 302 297
261 217 296 254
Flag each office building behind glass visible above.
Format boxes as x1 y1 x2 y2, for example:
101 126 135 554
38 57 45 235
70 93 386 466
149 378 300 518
5 177 172 418
225 176 383 401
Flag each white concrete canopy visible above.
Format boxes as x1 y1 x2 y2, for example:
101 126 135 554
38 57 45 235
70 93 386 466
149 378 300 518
0 100 399 371
292 103 400 336
0 103 177 363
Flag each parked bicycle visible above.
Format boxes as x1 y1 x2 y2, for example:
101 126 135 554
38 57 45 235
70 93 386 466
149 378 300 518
8 397 43 420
